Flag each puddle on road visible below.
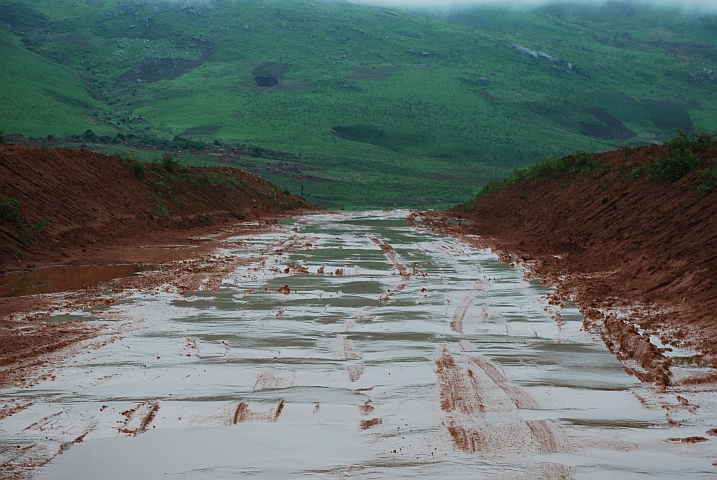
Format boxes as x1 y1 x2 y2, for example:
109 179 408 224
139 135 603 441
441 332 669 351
1 211 716 479
0 264 155 298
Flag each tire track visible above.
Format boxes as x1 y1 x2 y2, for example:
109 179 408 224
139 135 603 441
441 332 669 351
232 399 285 424
435 347 567 459
450 296 475 334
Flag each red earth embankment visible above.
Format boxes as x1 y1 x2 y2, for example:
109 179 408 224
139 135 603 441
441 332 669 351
0 145 316 388
0 145 314 273
422 142 717 388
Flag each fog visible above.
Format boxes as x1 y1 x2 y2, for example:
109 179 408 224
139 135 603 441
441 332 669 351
345 0 717 13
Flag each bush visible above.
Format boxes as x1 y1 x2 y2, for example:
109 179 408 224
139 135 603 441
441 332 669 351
645 130 708 184
20 217 50 244
698 165 717 195
126 158 145 179
476 151 605 197
646 151 699 183
151 153 181 174
0 129 5 144
154 204 170 218
0 196 21 222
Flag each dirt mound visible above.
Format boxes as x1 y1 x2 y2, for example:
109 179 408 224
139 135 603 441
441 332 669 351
425 141 717 386
0 145 314 273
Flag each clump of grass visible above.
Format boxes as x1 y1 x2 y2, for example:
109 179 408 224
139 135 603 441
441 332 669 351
154 204 170 218
646 130 714 184
476 151 607 197
126 157 145 179
0 196 21 222
698 165 717 195
20 216 50 244
151 153 182 174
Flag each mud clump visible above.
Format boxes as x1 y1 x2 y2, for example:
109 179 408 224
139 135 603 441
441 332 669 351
360 418 382 430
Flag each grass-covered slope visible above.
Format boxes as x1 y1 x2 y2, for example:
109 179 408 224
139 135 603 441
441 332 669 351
1 0 716 208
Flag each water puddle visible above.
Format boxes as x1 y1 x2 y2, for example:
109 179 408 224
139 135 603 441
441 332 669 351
1 211 715 479
0 264 155 298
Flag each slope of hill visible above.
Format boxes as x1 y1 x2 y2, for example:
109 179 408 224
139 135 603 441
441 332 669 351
424 134 717 387
1 0 716 208
0 145 314 273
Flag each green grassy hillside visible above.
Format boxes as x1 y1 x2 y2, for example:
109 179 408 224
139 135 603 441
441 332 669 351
1 0 716 208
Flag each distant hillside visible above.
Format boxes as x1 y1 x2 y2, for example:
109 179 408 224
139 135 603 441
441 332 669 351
0 145 314 271
435 133 717 382
1 0 716 208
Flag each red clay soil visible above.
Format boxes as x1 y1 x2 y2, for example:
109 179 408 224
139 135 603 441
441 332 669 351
422 142 717 388
0 145 316 388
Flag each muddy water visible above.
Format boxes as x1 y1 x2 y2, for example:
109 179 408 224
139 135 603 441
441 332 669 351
0 264 154 298
2 211 716 479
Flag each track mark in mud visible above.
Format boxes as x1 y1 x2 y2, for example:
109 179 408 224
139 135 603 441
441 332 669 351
359 399 375 415
360 418 382 430
253 369 295 390
231 400 286 423
0 401 34 420
118 402 159 436
58 428 93 455
445 419 486 453
540 463 574 480
233 402 248 424
347 364 365 382
526 420 559 453
332 336 363 360
180 337 199 357
451 296 475 333
435 347 566 457
468 355 539 410
585 310 672 388
274 399 285 421
668 436 709 443
368 235 410 280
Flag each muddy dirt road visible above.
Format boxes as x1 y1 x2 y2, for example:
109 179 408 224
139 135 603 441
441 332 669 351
1 211 716 478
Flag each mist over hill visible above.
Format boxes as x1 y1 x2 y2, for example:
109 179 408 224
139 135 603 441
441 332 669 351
1 0 716 208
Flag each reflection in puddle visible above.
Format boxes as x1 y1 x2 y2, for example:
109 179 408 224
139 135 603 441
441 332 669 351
2 211 716 479
0 264 155 297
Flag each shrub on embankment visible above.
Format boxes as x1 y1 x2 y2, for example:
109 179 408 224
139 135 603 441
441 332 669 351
461 131 716 211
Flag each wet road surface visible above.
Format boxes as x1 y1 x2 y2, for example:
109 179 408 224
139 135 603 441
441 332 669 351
2 211 716 479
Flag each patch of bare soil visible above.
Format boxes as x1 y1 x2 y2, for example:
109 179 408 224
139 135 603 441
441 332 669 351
0 145 317 389
419 141 717 389
116 44 218 83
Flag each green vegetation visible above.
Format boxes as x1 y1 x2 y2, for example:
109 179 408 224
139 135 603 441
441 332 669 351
0 196 21 222
153 204 169 219
0 129 5 144
150 153 182 175
1 1 717 208
20 217 50 245
126 157 145 179
698 165 717 195
462 130 716 205
473 150 608 197
646 131 714 183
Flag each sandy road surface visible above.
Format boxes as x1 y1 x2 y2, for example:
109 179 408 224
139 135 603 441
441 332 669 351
1 211 716 479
